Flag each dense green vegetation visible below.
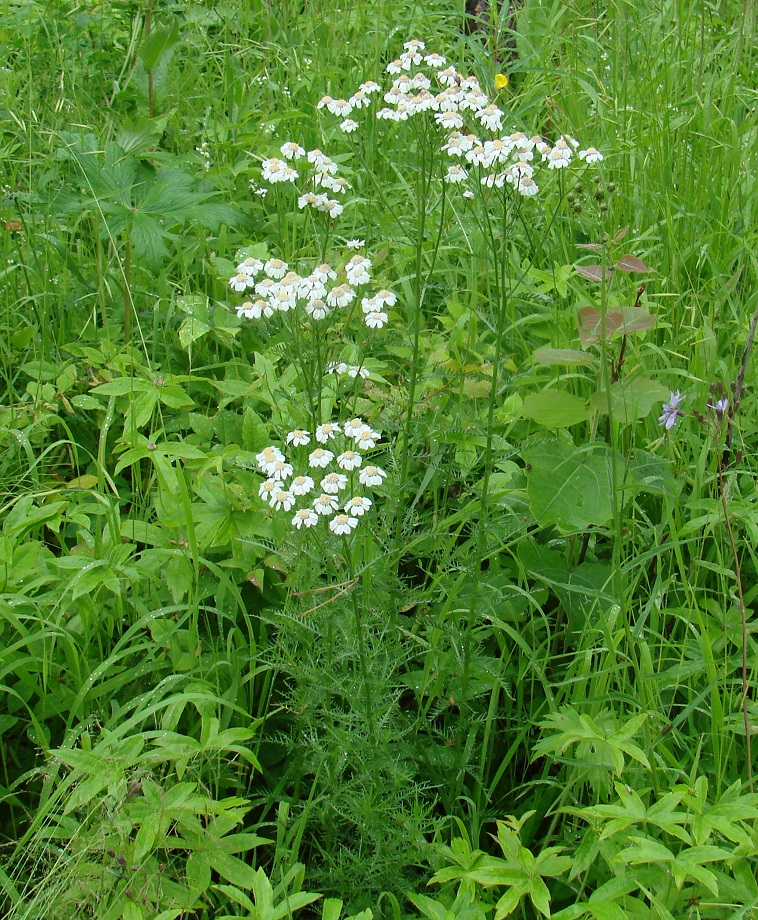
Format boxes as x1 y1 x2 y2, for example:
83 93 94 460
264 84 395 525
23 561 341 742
0 0 757 917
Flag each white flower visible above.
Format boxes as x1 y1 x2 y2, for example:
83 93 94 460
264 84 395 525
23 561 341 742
517 176 539 197
271 489 295 511
424 52 447 68
254 277 277 298
354 426 380 450
337 450 362 470
477 104 504 132
579 147 604 164
507 160 534 181
345 255 372 286
308 448 334 468
546 146 571 169
462 189 475 199
386 58 405 74
348 90 371 109
236 301 257 319
320 472 348 494
327 98 353 117
374 289 397 307
312 262 337 283
365 310 388 329
280 141 305 160
359 80 381 94
561 134 580 149
442 132 469 156
299 275 327 300
307 149 336 172
318 174 351 194
286 429 311 447
291 475 315 496
305 298 330 320
445 164 468 183
412 72 432 91
260 157 287 181
315 423 341 443
460 90 488 112
237 257 263 277
271 288 297 312
435 111 464 130
344 496 372 516
484 138 509 165
403 38 425 52
314 492 339 515
347 365 370 379
342 418 364 438
329 513 359 535
292 508 318 528
346 239 365 249
376 107 398 121
229 272 254 292
466 145 488 166
317 94 333 110
327 361 349 375
359 465 387 487
327 283 355 307
438 66 460 88
258 478 278 502
480 172 506 188
264 258 288 279
298 191 328 210
340 118 359 133
269 458 293 481
322 199 343 219
257 446 284 473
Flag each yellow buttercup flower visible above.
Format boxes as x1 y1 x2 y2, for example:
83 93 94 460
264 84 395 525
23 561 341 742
495 73 509 90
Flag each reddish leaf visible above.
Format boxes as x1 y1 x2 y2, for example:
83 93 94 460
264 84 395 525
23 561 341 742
615 254 651 273
574 264 612 282
578 306 657 345
613 226 630 242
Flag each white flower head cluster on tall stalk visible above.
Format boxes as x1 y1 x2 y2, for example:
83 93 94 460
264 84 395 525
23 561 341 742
313 37 604 200
255 426 386 534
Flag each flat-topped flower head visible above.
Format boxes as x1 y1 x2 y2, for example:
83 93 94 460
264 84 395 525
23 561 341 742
345 255 372 286
269 458 293 481
271 288 296 312
314 493 339 515
374 289 397 307
348 90 370 109
337 450 362 471
292 508 318 529
298 191 328 210
315 422 341 443
280 141 305 160
343 418 364 439
477 104 504 132
445 165 468 184
359 465 387 487
271 489 295 511
355 426 380 450
386 58 406 75
258 479 278 502
312 262 337 283
340 119 359 133
365 310 388 329
286 429 311 447
329 513 359 535
308 447 334 468
320 472 348 494
435 111 464 131
305 298 330 320
264 258 288 279
326 98 353 117
346 239 365 250
579 147 604 164
326 283 355 307
344 496 372 516
360 80 381 94
230 272 254 292
257 446 284 473
290 475 315 496
438 66 460 88
237 257 263 277
546 146 571 169
517 175 539 197
424 52 447 68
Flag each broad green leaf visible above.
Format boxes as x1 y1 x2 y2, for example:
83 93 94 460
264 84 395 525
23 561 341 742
522 440 614 531
532 347 594 366
578 306 656 345
590 377 668 425
521 390 589 428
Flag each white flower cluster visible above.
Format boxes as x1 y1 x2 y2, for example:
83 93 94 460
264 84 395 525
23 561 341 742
258 142 351 219
228 253 396 330
255 421 387 533
316 38 604 199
